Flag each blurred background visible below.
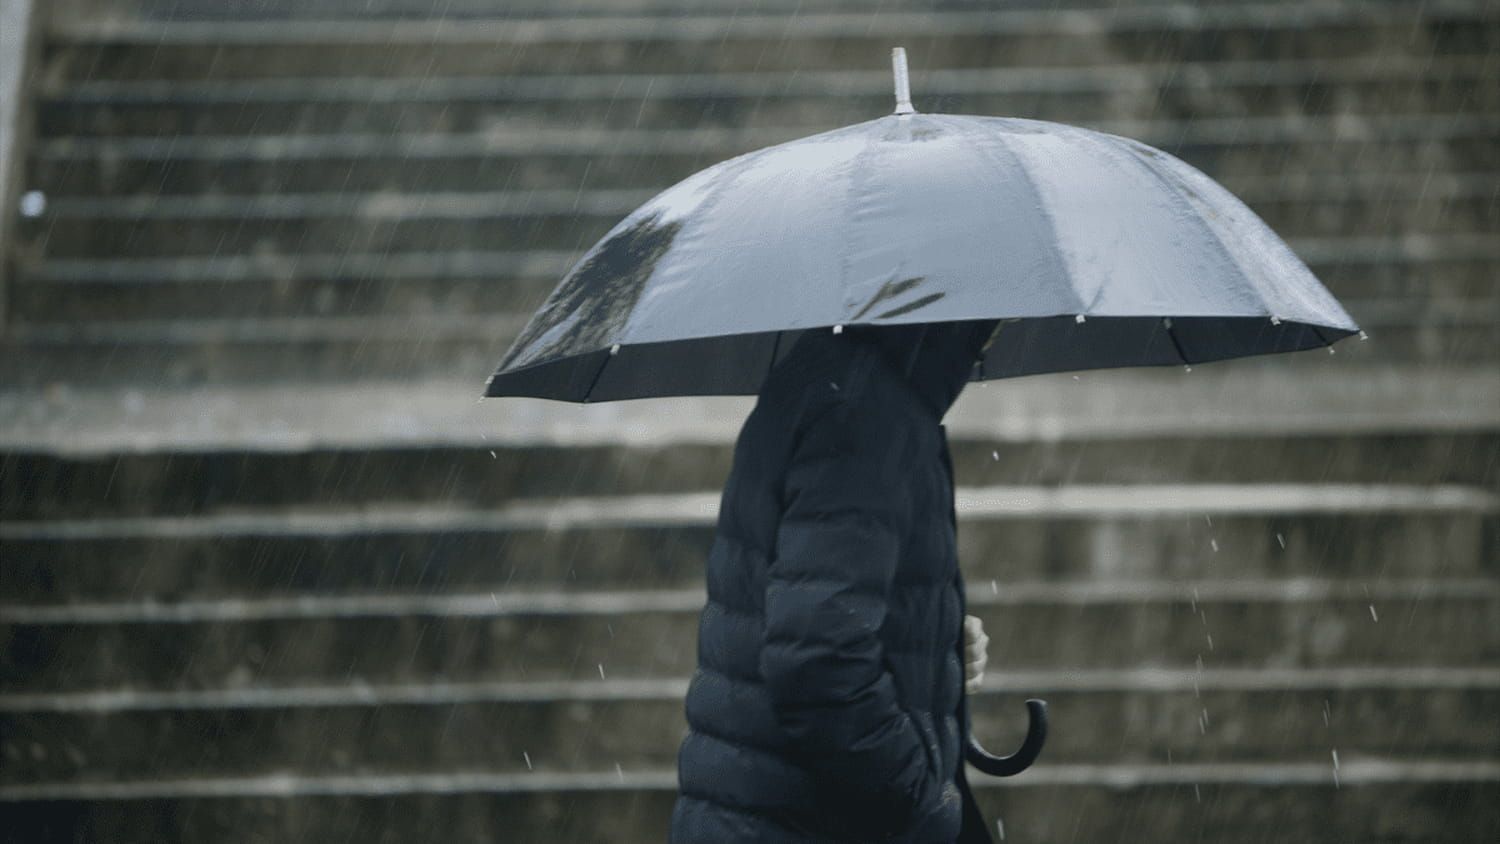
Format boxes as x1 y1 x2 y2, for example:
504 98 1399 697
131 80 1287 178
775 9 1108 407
0 0 1496 840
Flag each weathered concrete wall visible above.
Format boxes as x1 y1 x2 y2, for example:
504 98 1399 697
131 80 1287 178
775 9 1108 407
0 0 40 328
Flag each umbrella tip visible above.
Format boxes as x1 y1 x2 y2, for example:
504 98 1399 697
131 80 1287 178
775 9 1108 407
891 47 916 116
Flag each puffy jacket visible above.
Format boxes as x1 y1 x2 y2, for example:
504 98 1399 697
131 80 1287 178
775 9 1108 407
671 320 999 843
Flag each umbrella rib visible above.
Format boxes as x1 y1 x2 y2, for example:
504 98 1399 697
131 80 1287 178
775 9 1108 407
1164 320 1193 366
1307 323 1332 350
581 350 611 402
765 330 782 384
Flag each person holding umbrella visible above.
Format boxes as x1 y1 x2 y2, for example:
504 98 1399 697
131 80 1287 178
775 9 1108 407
485 48 1357 843
667 318 1011 841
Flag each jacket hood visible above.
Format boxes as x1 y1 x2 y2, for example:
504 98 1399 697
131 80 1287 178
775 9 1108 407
844 319 1000 421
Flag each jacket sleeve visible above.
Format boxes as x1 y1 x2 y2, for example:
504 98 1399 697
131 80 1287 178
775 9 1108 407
758 395 938 835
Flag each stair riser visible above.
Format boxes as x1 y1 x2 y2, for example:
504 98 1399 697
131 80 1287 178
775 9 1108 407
42 21 1493 80
5 433 1495 519
20 196 1498 260
1 320 1493 388
8 275 555 322
36 74 1498 138
3 512 1492 602
4 781 1496 843
13 258 1495 323
4 686 1493 783
29 136 1499 197
0 335 507 388
3 596 1494 692
37 0 1413 23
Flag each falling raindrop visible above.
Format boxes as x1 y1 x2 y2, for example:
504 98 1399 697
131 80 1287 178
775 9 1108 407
598 663 607 679
1210 539 1219 553
523 751 533 771
1369 605 1379 622
991 450 999 461
996 819 1006 840
1276 533 1286 549
18 190 46 218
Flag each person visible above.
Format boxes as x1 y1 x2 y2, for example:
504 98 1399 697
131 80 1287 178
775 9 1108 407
670 318 1002 843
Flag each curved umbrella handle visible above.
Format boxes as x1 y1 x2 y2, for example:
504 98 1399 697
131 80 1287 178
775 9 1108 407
964 698 1048 777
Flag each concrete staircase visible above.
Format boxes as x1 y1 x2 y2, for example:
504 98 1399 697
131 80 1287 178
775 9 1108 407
1 0 1497 841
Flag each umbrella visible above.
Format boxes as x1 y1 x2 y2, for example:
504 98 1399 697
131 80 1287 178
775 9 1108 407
485 48 1359 403
484 48 1361 777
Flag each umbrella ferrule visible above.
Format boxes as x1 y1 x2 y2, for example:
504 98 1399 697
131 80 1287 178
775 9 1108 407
891 47 917 116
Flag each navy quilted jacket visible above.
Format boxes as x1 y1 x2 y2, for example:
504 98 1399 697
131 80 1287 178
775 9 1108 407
671 320 999 843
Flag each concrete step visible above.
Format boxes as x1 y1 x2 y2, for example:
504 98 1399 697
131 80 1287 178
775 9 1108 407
40 4 1497 79
4 401 1496 513
45 0 1322 24
24 117 1500 197
6 260 1494 328
3 671 1496 782
8 266 560 323
13 242 1495 324
2 764 1498 842
33 57 1498 137
11 767 1500 844
4 499 1494 602
3 581 1496 692
0 307 1491 388
5 366 1492 450
17 187 1497 260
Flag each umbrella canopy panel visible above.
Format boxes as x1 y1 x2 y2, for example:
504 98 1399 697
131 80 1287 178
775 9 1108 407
487 113 1358 401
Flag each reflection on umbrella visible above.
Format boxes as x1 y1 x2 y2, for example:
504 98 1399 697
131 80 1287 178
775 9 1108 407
485 48 1360 778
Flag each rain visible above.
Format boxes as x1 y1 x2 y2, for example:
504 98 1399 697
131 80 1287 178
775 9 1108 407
0 0 1496 842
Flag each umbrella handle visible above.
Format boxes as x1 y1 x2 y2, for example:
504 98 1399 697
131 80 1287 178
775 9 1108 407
964 698 1048 777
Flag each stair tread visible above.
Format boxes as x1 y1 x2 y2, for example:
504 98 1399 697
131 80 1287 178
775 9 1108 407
3 577 1497 625
29 173 1500 217
4 758 1498 802
3 367 1496 454
40 55 1499 101
33 113 1500 161
7 666 1500 713
52 2 1496 43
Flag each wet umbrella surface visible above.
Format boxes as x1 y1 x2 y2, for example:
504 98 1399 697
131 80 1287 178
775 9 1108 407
487 49 1360 403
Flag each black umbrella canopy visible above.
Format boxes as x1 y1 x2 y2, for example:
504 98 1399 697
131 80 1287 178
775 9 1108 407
485 50 1359 403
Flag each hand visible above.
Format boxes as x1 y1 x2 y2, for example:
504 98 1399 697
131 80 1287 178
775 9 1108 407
963 614 988 694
